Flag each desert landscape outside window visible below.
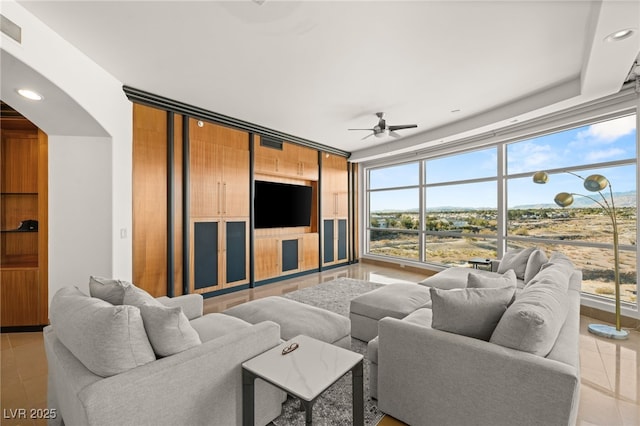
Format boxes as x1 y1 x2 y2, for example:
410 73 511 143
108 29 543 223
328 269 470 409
365 113 637 305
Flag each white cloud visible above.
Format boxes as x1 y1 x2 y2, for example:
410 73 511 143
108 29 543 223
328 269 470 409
574 115 635 146
584 148 626 162
507 142 555 173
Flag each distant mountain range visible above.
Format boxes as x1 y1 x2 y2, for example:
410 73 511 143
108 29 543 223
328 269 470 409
514 190 636 209
371 191 636 213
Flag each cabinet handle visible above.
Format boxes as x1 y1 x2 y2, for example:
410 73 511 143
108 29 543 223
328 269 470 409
300 162 304 176
223 182 227 214
217 182 221 214
276 158 279 172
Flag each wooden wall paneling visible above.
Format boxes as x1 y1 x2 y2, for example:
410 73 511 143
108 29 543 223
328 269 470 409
350 162 359 261
0 131 38 193
132 104 167 297
172 114 184 296
37 129 48 324
0 108 48 327
0 269 39 326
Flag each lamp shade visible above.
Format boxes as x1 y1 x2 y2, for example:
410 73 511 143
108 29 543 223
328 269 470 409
554 192 574 207
532 171 549 184
584 174 608 192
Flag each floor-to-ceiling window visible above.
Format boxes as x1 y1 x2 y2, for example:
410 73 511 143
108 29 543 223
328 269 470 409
506 114 637 304
424 148 498 265
364 112 637 308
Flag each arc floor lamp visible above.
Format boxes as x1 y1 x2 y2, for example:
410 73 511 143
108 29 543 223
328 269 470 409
533 170 629 340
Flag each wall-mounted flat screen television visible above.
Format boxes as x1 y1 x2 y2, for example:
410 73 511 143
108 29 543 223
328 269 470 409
255 180 312 228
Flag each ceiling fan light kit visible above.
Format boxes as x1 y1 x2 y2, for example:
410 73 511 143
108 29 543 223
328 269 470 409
348 112 417 140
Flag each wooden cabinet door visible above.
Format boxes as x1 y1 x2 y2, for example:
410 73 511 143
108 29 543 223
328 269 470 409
254 238 279 281
301 233 319 270
0 269 40 326
190 124 220 217
219 145 249 217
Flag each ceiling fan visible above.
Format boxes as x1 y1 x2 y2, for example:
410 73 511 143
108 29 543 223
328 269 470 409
348 112 417 140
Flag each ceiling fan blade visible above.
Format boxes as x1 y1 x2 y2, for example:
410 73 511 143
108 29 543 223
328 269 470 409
388 124 417 131
348 128 375 131
361 133 375 140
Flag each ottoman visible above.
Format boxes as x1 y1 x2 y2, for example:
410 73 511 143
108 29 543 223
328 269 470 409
349 283 431 342
223 296 351 348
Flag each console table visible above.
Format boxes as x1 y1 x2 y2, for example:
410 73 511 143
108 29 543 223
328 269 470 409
242 335 364 425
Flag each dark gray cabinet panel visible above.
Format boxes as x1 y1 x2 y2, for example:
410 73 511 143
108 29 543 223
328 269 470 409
226 221 247 283
323 219 334 263
194 222 218 289
282 239 299 272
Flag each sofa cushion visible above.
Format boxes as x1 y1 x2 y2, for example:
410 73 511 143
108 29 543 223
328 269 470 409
429 286 515 341
89 276 132 305
524 249 548 285
224 296 350 345
138 304 202 357
467 269 516 289
49 286 156 377
497 247 535 279
350 283 432 319
490 265 571 356
190 313 253 343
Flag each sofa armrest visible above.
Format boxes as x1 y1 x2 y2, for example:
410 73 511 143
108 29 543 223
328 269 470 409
156 294 203 320
78 321 282 426
491 259 500 272
377 317 579 426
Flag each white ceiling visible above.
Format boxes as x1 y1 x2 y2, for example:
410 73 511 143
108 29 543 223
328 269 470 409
13 1 640 161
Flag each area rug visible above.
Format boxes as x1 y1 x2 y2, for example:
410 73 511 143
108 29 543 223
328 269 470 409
270 277 385 426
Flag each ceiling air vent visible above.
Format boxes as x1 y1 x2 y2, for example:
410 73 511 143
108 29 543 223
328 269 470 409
260 135 283 151
0 15 21 44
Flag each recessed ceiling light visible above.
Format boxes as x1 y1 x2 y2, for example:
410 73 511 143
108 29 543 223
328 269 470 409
604 29 635 42
16 88 43 101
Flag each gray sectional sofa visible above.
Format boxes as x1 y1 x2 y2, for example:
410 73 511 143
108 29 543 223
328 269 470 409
367 250 582 426
45 279 285 426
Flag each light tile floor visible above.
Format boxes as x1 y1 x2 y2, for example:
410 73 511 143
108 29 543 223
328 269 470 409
2 262 639 425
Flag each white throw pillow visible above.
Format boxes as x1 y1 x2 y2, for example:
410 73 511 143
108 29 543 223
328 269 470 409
497 247 535 279
89 276 132 305
138 304 202 357
467 269 517 289
429 286 516 341
524 249 549 285
50 287 155 377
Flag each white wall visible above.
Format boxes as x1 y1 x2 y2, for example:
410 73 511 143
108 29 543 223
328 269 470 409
48 136 112 300
1 1 133 306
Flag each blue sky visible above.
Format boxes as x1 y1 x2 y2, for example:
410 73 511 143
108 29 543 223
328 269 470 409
369 114 636 211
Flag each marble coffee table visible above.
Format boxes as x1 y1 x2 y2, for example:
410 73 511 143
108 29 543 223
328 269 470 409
242 334 364 425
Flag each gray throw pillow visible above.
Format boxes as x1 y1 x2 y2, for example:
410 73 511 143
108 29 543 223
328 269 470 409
50 287 155 377
138 304 202 357
467 269 517 289
89 276 132 305
523 249 548 285
429 286 516 341
490 274 569 356
497 247 535 279
123 284 164 308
